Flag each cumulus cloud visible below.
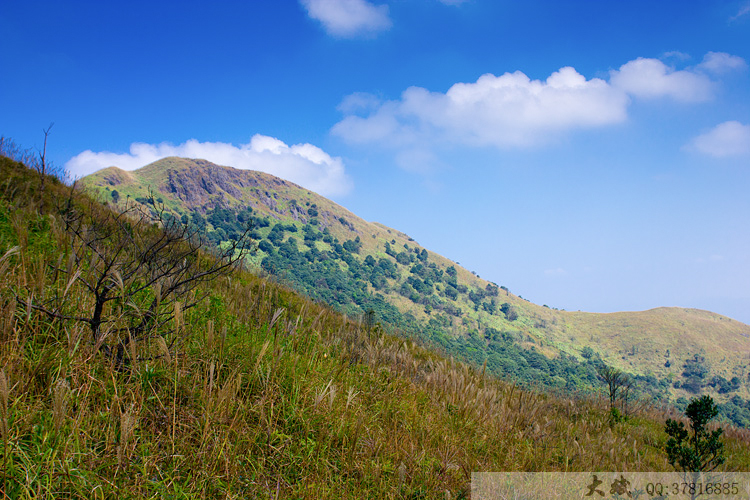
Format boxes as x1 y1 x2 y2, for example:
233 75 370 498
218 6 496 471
336 92 384 114
333 53 745 163
687 121 750 157
300 0 391 38
609 57 714 101
66 135 353 197
608 53 746 100
334 66 630 150
697 51 748 73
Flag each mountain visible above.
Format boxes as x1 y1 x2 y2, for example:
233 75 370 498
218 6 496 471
82 157 750 421
4 149 750 496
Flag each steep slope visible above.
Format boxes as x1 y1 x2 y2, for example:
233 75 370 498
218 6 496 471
82 157 750 417
8 152 750 497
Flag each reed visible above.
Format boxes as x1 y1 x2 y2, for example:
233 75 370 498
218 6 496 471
1 154 749 498
52 378 69 432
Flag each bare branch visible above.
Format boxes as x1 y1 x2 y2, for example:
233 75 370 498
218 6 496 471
32 188 256 368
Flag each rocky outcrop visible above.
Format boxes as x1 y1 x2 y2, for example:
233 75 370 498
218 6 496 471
163 161 263 211
288 204 308 224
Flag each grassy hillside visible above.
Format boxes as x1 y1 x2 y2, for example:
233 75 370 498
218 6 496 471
80 158 750 425
564 308 750 382
3 153 750 497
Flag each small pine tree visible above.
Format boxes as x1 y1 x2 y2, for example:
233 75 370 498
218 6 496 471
665 395 725 473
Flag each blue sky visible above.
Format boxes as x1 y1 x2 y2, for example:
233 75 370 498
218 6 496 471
2 0 749 322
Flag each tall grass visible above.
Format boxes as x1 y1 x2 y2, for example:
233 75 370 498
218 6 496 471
0 154 748 498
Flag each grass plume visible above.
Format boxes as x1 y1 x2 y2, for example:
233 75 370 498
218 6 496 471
1 153 749 498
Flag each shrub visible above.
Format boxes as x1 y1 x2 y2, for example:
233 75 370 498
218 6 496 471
665 395 725 474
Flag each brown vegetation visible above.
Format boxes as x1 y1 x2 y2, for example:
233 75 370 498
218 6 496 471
1 152 749 498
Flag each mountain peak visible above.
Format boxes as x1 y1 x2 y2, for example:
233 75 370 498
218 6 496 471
81 157 750 410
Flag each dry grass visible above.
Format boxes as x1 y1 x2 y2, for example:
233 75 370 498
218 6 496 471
1 155 749 499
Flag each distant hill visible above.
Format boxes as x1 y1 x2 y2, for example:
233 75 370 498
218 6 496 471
82 157 750 423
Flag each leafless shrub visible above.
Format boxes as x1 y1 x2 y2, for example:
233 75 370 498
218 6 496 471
18 193 255 367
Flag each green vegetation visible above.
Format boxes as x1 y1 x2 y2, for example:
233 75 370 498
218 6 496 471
666 395 725 474
597 365 633 423
193 206 672 407
3 147 750 497
149 205 750 427
79 157 750 429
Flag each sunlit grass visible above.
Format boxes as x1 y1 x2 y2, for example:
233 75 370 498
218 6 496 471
1 155 749 498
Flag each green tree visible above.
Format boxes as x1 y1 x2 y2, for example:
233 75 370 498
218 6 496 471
665 395 725 474
395 251 410 265
500 303 517 321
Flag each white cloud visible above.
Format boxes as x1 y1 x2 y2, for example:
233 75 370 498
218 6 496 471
687 121 750 157
697 51 747 73
336 92 383 114
333 53 744 163
66 135 353 197
609 57 713 101
334 66 630 150
663 51 691 62
300 0 391 38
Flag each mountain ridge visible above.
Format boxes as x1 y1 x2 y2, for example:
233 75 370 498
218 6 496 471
82 156 750 412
